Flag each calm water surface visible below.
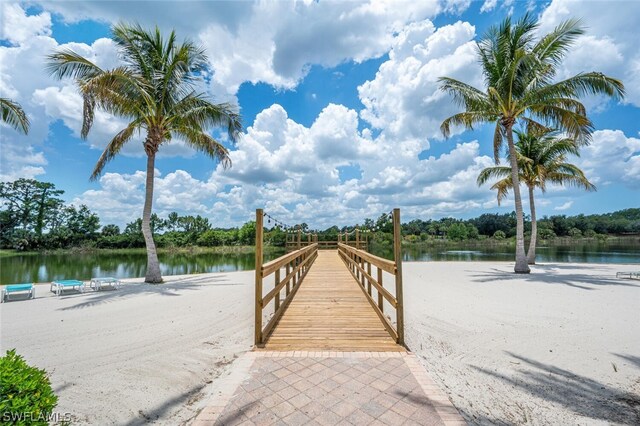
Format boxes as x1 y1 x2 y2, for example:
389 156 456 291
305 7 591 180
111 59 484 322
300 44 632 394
1 241 638 284
371 241 639 264
0 250 284 284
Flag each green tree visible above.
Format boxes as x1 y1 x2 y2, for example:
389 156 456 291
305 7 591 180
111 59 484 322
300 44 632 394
478 129 595 264
65 205 100 236
0 98 30 134
166 212 180 231
0 179 64 235
238 221 256 245
101 224 120 236
447 223 469 241
47 23 242 283
439 13 624 272
493 230 506 240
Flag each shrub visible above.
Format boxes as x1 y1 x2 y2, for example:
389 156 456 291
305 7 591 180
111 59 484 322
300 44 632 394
466 224 480 239
0 349 58 425
596 233 609 242
538 228 556 239
405 234 420 243
493 230 506 240
447 223 469 241
584 229 596 238
568 227 582 238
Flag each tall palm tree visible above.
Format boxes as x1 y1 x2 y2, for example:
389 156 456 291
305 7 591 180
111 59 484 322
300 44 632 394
478 129 595 264
1 98 30 134
47 23 242 283
439 13 624 273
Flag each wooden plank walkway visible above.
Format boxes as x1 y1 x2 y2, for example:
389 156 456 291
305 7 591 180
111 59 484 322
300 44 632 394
263 250 402 351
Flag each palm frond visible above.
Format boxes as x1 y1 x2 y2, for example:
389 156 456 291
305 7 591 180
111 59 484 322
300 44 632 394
91 122 140 180
440 111 495 138
438 77 489 110
173 127 231 169
0 98 30 134
477 166 512 186
491 178 513 205
46 49 103 81
533 18 584 68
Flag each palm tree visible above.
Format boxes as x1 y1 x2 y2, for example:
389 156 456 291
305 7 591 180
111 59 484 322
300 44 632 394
47 23 242 283
439 13 624 273
478 129 595 264
1 98 30 134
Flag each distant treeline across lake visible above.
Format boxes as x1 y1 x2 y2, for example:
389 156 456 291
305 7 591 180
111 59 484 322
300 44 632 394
1 238 638 284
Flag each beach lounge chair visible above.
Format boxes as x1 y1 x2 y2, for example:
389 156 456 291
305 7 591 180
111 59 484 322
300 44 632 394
90 277 121 291
616 272 640 280
50 280 85 296
1 283 35 303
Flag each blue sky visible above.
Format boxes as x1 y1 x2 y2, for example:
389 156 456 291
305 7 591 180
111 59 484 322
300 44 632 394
1 1 639 228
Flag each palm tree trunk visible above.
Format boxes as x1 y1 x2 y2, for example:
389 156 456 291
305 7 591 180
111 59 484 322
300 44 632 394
526 185 537 265
505 125 530 274
142 150 162 283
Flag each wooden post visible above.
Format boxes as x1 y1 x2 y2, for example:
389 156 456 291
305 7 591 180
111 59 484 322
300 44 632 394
255 209 263 346
377 267 384 313
356 228 360 249
307 233 311 244
393 208 404 346
367 262 372 296
286 263 291 295
297 229 301 249
274 269 280 312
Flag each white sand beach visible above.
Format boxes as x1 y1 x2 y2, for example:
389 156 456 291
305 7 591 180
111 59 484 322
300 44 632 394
1 262 639 425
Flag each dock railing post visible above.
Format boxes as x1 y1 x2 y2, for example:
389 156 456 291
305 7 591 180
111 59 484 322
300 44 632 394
356 228 360 249
297 229 301 249
255 209 264 346
393 208 404 346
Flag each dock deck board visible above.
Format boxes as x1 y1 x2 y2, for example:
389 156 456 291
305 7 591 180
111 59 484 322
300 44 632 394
262 250 402 351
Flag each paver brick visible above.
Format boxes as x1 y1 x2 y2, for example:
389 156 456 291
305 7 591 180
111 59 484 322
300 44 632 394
205 355 456 426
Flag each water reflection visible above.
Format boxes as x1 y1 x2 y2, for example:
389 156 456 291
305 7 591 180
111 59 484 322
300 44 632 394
1 242 638 284
371 241 640 263
1 250 284 284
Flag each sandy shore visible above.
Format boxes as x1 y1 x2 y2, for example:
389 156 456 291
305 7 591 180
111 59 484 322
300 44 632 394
1 261 639 424
0 272 256 425
404 262 640 425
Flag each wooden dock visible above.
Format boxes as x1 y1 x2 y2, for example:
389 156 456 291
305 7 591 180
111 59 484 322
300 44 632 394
262 250 402 351
254 208 404 352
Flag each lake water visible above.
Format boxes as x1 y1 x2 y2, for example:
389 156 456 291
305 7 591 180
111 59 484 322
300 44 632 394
0 250 284 284
1 241 638 284
375 241 640 263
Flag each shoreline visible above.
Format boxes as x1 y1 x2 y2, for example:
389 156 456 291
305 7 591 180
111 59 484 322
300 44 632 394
9 259 640 287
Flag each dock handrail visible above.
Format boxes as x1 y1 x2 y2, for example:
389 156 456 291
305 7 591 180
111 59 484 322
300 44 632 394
337 208 404 345
255 209 318 346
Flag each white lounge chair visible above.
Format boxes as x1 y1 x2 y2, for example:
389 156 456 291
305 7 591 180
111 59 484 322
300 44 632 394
51 280 85 296
1 283 35 302
90 277 121 291
616 272 640 280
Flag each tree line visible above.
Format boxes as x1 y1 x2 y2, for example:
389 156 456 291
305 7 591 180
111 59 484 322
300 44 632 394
1 178 637 251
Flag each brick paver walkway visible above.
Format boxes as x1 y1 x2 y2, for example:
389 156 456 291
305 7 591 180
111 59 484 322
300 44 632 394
193 352 466 426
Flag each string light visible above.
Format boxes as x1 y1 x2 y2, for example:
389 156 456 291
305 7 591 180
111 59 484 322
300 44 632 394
260 210 390 236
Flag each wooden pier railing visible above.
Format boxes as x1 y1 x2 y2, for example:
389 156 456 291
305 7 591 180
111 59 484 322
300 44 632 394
255 209 318 346
285 240 367 251
337 208 404 345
